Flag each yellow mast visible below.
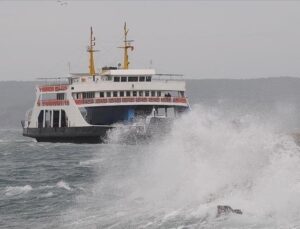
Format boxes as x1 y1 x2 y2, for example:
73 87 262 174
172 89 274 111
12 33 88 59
118 22 134 69
87 26 97 76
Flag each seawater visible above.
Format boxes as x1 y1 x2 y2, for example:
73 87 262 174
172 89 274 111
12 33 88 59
1 105 300 228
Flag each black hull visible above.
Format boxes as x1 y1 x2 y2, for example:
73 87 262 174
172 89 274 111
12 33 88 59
22 117 175 144
23 126 113 143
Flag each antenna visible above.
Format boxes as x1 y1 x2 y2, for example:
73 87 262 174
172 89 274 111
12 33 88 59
87 26 99 76
118 22 134 69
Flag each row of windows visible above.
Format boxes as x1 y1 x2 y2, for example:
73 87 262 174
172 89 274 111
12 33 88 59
113 76 152 82
78 91 166 99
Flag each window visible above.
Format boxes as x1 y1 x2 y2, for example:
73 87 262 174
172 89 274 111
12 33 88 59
133 91 137 97
114 77 120 82
151 91 155 97
145 91 149 97
139 91 143 96
128 76 138 82
121 77 127 82
157 91 161 97
57 93 65 100
146 76 151 82
106 92 111 97
100 92 104 97
126 91 131 97
83 92 95 99
139 76 145 82
113 91 118 97
120 91 124 97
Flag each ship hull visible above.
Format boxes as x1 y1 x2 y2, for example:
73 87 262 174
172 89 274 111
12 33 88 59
22 117 175 144
22 126 112 143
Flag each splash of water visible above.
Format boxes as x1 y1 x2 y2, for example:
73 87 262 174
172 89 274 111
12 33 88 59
63 105 300 228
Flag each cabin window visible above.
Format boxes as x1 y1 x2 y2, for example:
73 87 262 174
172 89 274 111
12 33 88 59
128 76 138 82
56 93 65 100
139 76 145 82
126 91 131 97
114 77 120 82
151 91 155 97
100 92 104 97
106 92 111 97
113 91 118 97
145 91 149 97
121 77 127 82
133 91 137 97
83 92 95 99
139 91 143 96
157 91 161 97
40 93 56 100
146 76 151 82
120 91 124 97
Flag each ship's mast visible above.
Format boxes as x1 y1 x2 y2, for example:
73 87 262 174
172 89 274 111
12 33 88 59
87 27 97 76
119 22 134 69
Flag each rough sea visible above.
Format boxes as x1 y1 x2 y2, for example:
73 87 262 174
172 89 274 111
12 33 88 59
1 79 300 228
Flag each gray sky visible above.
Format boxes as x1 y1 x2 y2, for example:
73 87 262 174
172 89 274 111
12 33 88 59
1 0 300 80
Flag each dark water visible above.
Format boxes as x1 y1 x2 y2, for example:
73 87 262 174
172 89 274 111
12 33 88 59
1 104 300 228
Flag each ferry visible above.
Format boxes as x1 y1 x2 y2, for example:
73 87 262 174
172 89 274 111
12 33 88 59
21 24 190 143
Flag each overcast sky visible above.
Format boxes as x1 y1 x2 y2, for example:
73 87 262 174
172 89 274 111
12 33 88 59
1 0 300 80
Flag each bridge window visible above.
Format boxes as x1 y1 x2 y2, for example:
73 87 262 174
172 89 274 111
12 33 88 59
151 91 155 97
126 91 131 97
114 77 120 82
146 76 151 82
128 76 138 82
139 76 145 82
157 91 161 97
121 77 127 82
113 91 118 97
100 92 104 97
139 91 143 96
133 91 137 97
106 92 111 97
145 91 149 97
120 91 124 97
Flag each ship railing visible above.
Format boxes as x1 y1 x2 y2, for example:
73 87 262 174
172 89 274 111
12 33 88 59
74 97 188 105
38 85 69 92
37 99 70 106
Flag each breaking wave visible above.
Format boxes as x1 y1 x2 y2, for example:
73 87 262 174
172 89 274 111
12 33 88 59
4 185 33 196
63 105 300 228
56 180 72 191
